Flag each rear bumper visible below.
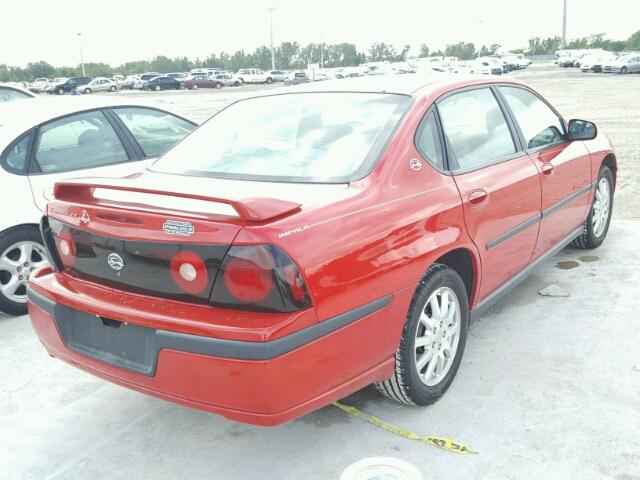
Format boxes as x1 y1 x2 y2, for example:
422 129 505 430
28 275 397 425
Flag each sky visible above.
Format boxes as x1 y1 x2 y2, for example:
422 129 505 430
2 0 639 67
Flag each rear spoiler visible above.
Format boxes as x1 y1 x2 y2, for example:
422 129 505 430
53 178 302 222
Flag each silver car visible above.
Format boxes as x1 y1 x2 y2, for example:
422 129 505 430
603 54 640 74
80 78 117 94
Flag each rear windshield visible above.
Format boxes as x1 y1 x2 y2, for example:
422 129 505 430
152 92 410 182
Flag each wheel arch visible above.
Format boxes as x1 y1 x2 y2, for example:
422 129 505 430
432 247 479 308
602 153 617 189
0 222 41 239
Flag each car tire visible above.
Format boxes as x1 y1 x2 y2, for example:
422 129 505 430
620 67 628 74
234 81 240 86
192 84 198 90
84 88 91 94
154 85 161 91
215 82 222 89
375 264 468 406
0 226 50 316
571 166 614 249
266 77 273 84
109 85 116 92
56 88 64 95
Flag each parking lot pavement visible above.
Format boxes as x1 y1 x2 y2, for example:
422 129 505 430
2 66 639 479
1 219 638 480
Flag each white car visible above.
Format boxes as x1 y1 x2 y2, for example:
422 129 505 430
0 84 36 103
0 97 196 314
80 78 118 94
28 78 50 93
603 54 640 74
236 69 272 84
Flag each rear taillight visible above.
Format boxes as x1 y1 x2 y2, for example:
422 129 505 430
210 245 311 313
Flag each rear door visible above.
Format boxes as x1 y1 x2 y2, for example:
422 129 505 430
497 85 592 259
27 109 145 211
437 86 542 301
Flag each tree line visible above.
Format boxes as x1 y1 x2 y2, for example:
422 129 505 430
2 31 639 82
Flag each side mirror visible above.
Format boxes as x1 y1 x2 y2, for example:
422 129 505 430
568 119 597 141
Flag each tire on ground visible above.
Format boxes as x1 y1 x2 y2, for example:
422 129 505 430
375 263 469 406
571 166 614 249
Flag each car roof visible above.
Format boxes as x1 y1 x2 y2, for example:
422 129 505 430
0 96 160 147
269 73 525 97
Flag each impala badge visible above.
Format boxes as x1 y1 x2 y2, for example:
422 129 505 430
107 253 125 271
409 158 422 171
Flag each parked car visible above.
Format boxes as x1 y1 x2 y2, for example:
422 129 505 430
27 76 616 425
602 54 640 74
181 75 223 90
0 84 36 103
144 76 182 91
80 78 118 94
28 78 50 93
45 77 92 95
138 72 162 89
0 98 196 314
581 53 618 73
267 70 286 82
284 71 310 85
516 55 532 69
236 69 271 84
214 74 241 87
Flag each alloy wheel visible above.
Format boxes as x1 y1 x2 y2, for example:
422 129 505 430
0 241 49 304
414 287 461 386
592 177 611 238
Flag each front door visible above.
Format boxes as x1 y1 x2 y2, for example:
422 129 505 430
437 86 542 301
497 86 592 259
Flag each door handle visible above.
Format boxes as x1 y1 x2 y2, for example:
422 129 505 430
468 189 488 206
541 163 554 176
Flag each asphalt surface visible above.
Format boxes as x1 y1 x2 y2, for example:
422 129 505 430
1 65 639 480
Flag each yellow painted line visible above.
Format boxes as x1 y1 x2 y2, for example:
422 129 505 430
332 401 477 455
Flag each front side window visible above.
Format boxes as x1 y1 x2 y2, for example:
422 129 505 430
113 108 195 158
415 110 444 170
438 88 516 171
152 92 411 182
499 86 565 149
34 110 129 174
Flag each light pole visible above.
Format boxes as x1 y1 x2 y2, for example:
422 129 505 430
268 7 276 70
561 0 567 48
77 33 85 76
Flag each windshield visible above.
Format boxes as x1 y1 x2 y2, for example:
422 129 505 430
152 92 411 183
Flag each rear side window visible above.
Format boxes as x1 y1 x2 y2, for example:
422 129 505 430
415 110 444 170
499 86 565 149
438 88 516 171
113 108 194 158
1 133 32 173
34 110 129 174
0 87 32 103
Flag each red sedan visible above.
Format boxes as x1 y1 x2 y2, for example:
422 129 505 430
181 75 223 90
28 75 616 425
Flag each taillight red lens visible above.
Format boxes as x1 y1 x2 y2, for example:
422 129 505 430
211 245 311 312
170 251 209 295
223 257 274 302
